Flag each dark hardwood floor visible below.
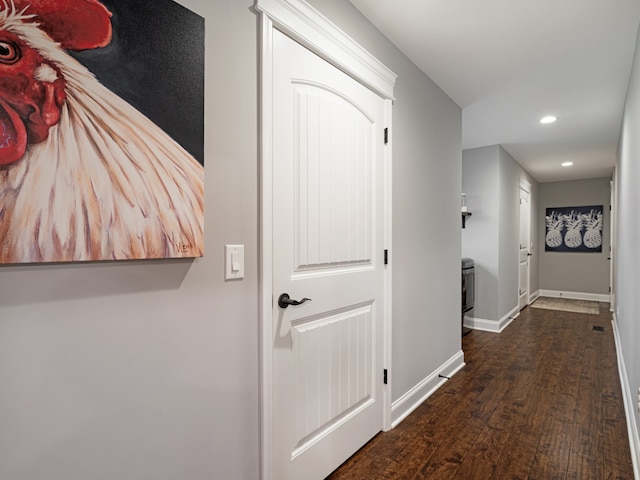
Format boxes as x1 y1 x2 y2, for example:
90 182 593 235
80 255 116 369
327 303 634 479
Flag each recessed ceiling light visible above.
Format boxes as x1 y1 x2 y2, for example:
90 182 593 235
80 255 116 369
561 161 573 167
540 115 557 124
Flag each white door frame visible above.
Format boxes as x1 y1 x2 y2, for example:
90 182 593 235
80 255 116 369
519 178 532 307
253 1 396 479
610 178 616 310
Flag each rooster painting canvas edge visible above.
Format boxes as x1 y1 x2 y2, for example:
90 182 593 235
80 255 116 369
0 0 205 264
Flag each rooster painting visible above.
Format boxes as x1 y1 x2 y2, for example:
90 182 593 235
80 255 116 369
0 0 204 264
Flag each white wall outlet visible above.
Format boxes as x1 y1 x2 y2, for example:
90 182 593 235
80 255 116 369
225 245 244 280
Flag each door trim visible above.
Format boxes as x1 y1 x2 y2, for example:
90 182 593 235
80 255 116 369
519 178 532 307
609 178 616 310
254 1 396 479
254 0 396 100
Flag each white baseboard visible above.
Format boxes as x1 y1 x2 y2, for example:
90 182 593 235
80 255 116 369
391 350 465 428
529 290 540 303
538 289 610 303
463 305 520 333
612 314 640 480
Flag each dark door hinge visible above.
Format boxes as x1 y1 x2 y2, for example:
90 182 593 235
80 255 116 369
383 369 388 385
384 128 389 145
384 249 389 265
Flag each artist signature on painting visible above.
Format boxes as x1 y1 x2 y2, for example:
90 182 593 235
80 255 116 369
174 240 195 254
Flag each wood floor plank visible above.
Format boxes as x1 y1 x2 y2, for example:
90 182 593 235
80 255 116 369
326 303 634 480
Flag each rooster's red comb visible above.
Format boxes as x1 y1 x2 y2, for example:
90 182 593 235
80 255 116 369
11 0 112 51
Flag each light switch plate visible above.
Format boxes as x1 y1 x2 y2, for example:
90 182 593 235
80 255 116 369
225 245 244 280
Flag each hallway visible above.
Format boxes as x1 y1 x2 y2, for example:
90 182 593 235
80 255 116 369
328 303 633 479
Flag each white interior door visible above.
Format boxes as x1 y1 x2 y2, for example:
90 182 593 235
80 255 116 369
271 29 387 480
519 182 531 309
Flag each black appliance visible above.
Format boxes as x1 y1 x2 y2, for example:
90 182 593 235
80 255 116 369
462 258 474 336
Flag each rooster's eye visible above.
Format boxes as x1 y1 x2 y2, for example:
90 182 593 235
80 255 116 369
0 41 20 64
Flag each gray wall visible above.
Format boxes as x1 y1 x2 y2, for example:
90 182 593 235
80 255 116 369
462 145 539 322
616 21 640 442
0 1 463 479
0 1 260 479
539 178 611 295
498 147 527 314
462 146 501 320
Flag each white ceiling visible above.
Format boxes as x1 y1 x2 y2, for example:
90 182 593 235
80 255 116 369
348 0 640 183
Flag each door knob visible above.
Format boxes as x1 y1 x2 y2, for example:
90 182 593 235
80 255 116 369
278 293 312 309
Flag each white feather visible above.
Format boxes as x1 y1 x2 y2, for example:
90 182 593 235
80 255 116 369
0 10 204 263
